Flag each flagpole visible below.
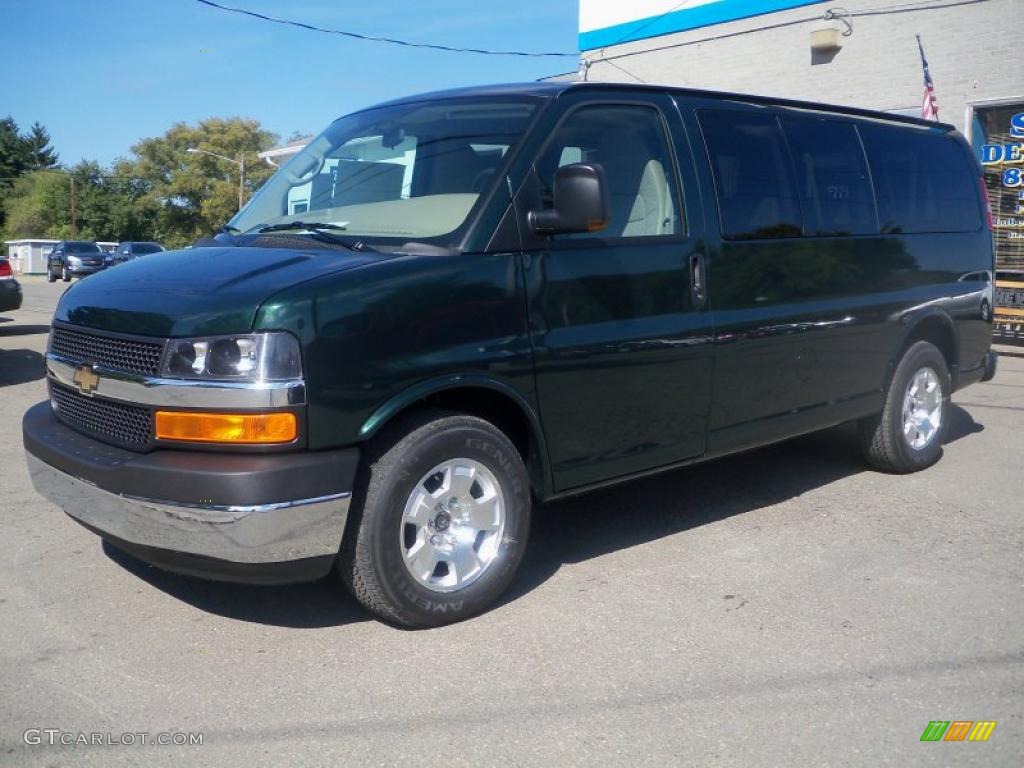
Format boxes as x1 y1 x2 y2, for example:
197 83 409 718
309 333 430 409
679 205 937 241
916 34 939 122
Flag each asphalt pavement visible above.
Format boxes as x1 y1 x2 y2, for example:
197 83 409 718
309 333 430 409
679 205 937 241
1 275 1021 767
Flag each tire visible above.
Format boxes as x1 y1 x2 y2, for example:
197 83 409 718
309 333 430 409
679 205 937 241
859 340 951 473
47 268 56 283
337 410 531 628
61 265 70 282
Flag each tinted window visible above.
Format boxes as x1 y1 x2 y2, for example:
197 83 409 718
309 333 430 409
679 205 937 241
134 243 162 254
859 124 980 234
699 110 802 240
537 104 681 239
781 116 877 236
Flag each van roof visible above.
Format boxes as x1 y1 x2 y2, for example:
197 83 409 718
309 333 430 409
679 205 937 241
371 81 955 133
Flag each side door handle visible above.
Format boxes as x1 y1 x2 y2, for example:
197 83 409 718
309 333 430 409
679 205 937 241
689 253 706 309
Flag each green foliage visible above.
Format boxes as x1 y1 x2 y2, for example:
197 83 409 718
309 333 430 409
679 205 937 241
1 116 279 248
127 117 278 248
3 171 69 238
0 116 31 185
24 122 59 170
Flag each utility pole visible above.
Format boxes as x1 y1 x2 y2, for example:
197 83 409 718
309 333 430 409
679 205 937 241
69 176 77 237
238 153 246 210
187 147 247 212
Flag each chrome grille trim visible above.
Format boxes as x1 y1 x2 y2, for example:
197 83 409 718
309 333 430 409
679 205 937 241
45 353 306 409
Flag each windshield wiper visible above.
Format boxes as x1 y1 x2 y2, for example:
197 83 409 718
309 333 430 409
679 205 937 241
258 221 348 233
256 221 370 251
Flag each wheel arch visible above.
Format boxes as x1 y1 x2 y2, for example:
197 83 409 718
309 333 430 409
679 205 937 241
895 310 960 387
359 375 553 499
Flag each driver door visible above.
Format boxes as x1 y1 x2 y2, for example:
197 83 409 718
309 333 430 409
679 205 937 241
517 94 714 491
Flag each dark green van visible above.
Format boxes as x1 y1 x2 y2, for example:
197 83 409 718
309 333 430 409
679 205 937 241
23 83 997 626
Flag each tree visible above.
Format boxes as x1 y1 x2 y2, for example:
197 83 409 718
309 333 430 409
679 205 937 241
0 116 60 233
126 117 277 248
1 116 277 247
24 122 59 170
3 170 71 239
0 116 30 186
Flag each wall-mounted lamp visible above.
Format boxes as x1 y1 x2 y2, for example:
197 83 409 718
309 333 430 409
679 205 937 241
811 7 852 60
810 26 843 53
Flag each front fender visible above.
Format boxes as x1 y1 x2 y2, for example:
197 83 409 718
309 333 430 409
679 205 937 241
359 373 553 498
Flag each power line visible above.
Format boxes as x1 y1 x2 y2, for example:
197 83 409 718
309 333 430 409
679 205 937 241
603 60 647 84
193 0 578 58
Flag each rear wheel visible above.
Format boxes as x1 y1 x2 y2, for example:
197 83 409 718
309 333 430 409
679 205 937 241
337 411 531 627
61 265 70 282
859 340 951 473
46 267 56 283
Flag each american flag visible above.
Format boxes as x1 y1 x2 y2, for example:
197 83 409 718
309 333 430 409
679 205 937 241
917 35 939 121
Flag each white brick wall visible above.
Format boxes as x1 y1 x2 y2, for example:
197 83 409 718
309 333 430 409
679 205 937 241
581 0 1021 134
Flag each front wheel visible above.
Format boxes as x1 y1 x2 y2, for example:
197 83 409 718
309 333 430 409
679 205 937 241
337 411 531 627
859 340 951 473
61 265 70 282
47 268 56 283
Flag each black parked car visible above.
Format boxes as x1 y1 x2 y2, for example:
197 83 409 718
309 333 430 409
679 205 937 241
105 241 165 267
46 241 105 282
0 257 23 313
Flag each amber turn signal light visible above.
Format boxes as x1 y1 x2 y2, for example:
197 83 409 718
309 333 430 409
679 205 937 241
154 411 297 444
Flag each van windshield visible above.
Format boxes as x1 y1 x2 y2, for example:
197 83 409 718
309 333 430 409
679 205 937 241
231 97 538 245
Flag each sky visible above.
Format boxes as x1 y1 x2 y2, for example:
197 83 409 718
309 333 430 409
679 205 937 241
1 0 580 167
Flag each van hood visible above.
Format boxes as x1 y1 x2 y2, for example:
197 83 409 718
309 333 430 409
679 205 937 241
54 245 381 337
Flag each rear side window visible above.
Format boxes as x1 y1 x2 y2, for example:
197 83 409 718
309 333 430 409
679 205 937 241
781 116 877 236
859 124 980 234
698 110 802 240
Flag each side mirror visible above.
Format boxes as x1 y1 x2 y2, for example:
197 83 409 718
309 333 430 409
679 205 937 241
529 163 610 236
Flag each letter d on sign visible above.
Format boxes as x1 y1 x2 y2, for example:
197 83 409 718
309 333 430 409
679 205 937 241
980 145 1004 165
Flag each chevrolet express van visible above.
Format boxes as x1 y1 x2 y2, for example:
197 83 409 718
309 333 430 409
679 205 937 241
23 83 997 627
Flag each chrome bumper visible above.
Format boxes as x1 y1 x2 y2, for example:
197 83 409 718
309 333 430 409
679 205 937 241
26 453 351 565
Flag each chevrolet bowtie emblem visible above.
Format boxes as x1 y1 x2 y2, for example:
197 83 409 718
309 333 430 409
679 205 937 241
72 364 101 394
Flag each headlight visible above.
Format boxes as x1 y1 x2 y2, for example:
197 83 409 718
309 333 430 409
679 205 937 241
161 332 301 381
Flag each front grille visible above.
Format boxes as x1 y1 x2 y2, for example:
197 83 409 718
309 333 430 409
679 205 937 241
50 382 153 450
50 325 164 376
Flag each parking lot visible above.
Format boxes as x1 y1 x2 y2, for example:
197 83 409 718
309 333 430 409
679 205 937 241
1 275 1021 767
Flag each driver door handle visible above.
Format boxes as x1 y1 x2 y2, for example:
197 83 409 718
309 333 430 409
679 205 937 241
690 253 706 309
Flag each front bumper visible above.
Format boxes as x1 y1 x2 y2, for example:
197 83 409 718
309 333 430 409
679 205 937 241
23 401 358 583
0 279 22 312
